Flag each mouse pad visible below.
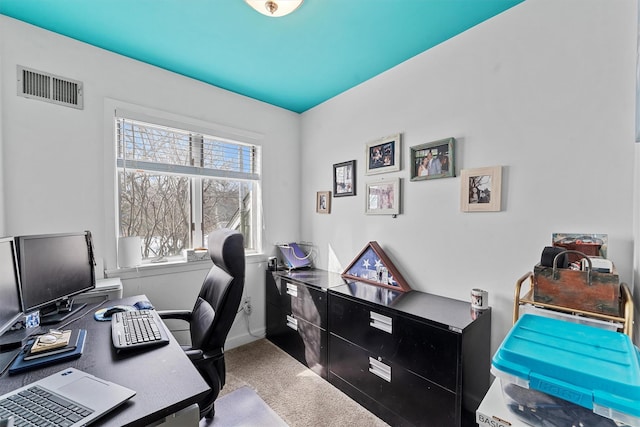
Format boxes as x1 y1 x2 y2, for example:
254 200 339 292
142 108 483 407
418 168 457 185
94 305 136 321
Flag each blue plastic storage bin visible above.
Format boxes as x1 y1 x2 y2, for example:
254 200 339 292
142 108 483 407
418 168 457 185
491 314 640 427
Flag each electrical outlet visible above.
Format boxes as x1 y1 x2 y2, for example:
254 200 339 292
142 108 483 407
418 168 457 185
242 297 252 316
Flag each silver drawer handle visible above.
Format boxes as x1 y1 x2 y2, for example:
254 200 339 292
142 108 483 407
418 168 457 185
286 314 298 331
286 283 298 298
368 357 391 382
369 311 392 334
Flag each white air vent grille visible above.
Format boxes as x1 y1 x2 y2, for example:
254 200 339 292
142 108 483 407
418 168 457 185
17 66 83 109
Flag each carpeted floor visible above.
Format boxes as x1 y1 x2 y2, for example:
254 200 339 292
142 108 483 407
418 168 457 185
208 339 389 427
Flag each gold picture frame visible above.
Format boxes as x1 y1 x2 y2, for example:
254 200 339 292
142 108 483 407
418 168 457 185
460 166 502 212
316 191 331 214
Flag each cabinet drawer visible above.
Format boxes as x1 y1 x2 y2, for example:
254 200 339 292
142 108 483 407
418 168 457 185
267 315 328 378
282 278 327 329
329 334 457 426
329 293 459 391
266 300 283 338
265 271 282 307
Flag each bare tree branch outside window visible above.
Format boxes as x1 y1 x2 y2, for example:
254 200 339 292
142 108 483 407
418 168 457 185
117 118 259 259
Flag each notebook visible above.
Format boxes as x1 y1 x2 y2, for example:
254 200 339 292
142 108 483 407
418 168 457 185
278 243 312 269
0 367 136 427
9 329 86 374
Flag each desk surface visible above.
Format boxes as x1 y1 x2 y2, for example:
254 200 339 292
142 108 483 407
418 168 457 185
0 295 210 427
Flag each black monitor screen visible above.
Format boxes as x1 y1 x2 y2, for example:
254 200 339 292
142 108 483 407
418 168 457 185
0 237 23 336
17 232 95 314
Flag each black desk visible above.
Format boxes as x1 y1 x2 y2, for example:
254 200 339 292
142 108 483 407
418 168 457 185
0 295 210 426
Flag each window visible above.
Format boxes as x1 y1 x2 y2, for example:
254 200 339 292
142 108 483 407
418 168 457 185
116 116 261 261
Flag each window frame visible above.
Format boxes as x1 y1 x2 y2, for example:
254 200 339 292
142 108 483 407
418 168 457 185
113 108 263 265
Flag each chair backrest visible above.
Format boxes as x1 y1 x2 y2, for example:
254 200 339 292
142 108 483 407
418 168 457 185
190 228 245 354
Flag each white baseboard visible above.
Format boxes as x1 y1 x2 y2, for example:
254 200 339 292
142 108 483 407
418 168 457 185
225 328 266 351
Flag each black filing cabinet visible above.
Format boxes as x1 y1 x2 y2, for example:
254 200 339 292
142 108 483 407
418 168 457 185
265 269 346 378
328 282 491 427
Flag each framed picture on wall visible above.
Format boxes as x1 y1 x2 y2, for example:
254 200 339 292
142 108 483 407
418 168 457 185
333 160 356 197
365 133 401 175
316 191 331 214
410 137 455 181
365 178 400 215
460 166 502 212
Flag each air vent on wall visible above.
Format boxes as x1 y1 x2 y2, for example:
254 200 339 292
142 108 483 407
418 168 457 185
17 65 84 109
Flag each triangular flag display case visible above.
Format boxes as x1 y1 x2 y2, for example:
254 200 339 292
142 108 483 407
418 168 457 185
341 241 411 292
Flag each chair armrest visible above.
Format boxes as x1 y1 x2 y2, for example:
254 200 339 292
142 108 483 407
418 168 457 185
184 348 204 361
157 309 193 322
183 348 223 363
203 348 224 361
191 348 223 368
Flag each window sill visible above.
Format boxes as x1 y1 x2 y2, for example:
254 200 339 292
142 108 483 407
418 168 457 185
105 253 266 280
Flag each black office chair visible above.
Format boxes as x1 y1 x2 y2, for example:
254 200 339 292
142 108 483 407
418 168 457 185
159 228 245 419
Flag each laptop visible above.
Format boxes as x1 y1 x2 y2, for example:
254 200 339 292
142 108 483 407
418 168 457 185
278 243 312 269
0 367 135 426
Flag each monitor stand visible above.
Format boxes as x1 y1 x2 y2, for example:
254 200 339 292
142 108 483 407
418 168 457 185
39 301 87 325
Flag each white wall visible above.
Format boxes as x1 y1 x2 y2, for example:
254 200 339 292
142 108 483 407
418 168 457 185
0 16 302 348
0 51 4 235
300 0 638 352
1 0 638 355
635 144 640 344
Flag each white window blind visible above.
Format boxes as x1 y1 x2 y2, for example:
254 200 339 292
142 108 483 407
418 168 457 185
116 118 260 181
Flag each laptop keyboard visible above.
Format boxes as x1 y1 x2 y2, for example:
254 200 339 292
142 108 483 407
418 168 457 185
0 385 93 427
111 309 170 351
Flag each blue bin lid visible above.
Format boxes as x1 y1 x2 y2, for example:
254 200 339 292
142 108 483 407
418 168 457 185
492 314 640 418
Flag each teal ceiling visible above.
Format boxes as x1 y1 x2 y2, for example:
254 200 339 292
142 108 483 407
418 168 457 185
0 0 524 113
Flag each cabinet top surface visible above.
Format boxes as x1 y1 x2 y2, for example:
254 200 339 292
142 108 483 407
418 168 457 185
331 281 489 330
272 268 347 290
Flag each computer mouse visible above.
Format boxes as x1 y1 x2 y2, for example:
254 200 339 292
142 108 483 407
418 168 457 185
39 334 58 344
103 305 131 317
133 300 154 310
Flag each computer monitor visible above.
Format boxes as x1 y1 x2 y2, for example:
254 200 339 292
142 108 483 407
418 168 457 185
16 231 95 325
0 237 23 339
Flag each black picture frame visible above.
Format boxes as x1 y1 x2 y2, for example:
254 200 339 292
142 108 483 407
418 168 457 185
333 160 356 197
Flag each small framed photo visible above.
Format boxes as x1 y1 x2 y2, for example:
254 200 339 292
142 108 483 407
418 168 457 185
460 166 502 212
365 178 400 215
410 137 455 181
316 191 331 214
365 133 401 175
333 160 356 197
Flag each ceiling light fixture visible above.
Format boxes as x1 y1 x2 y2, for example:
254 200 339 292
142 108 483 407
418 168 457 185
245 0 303 18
